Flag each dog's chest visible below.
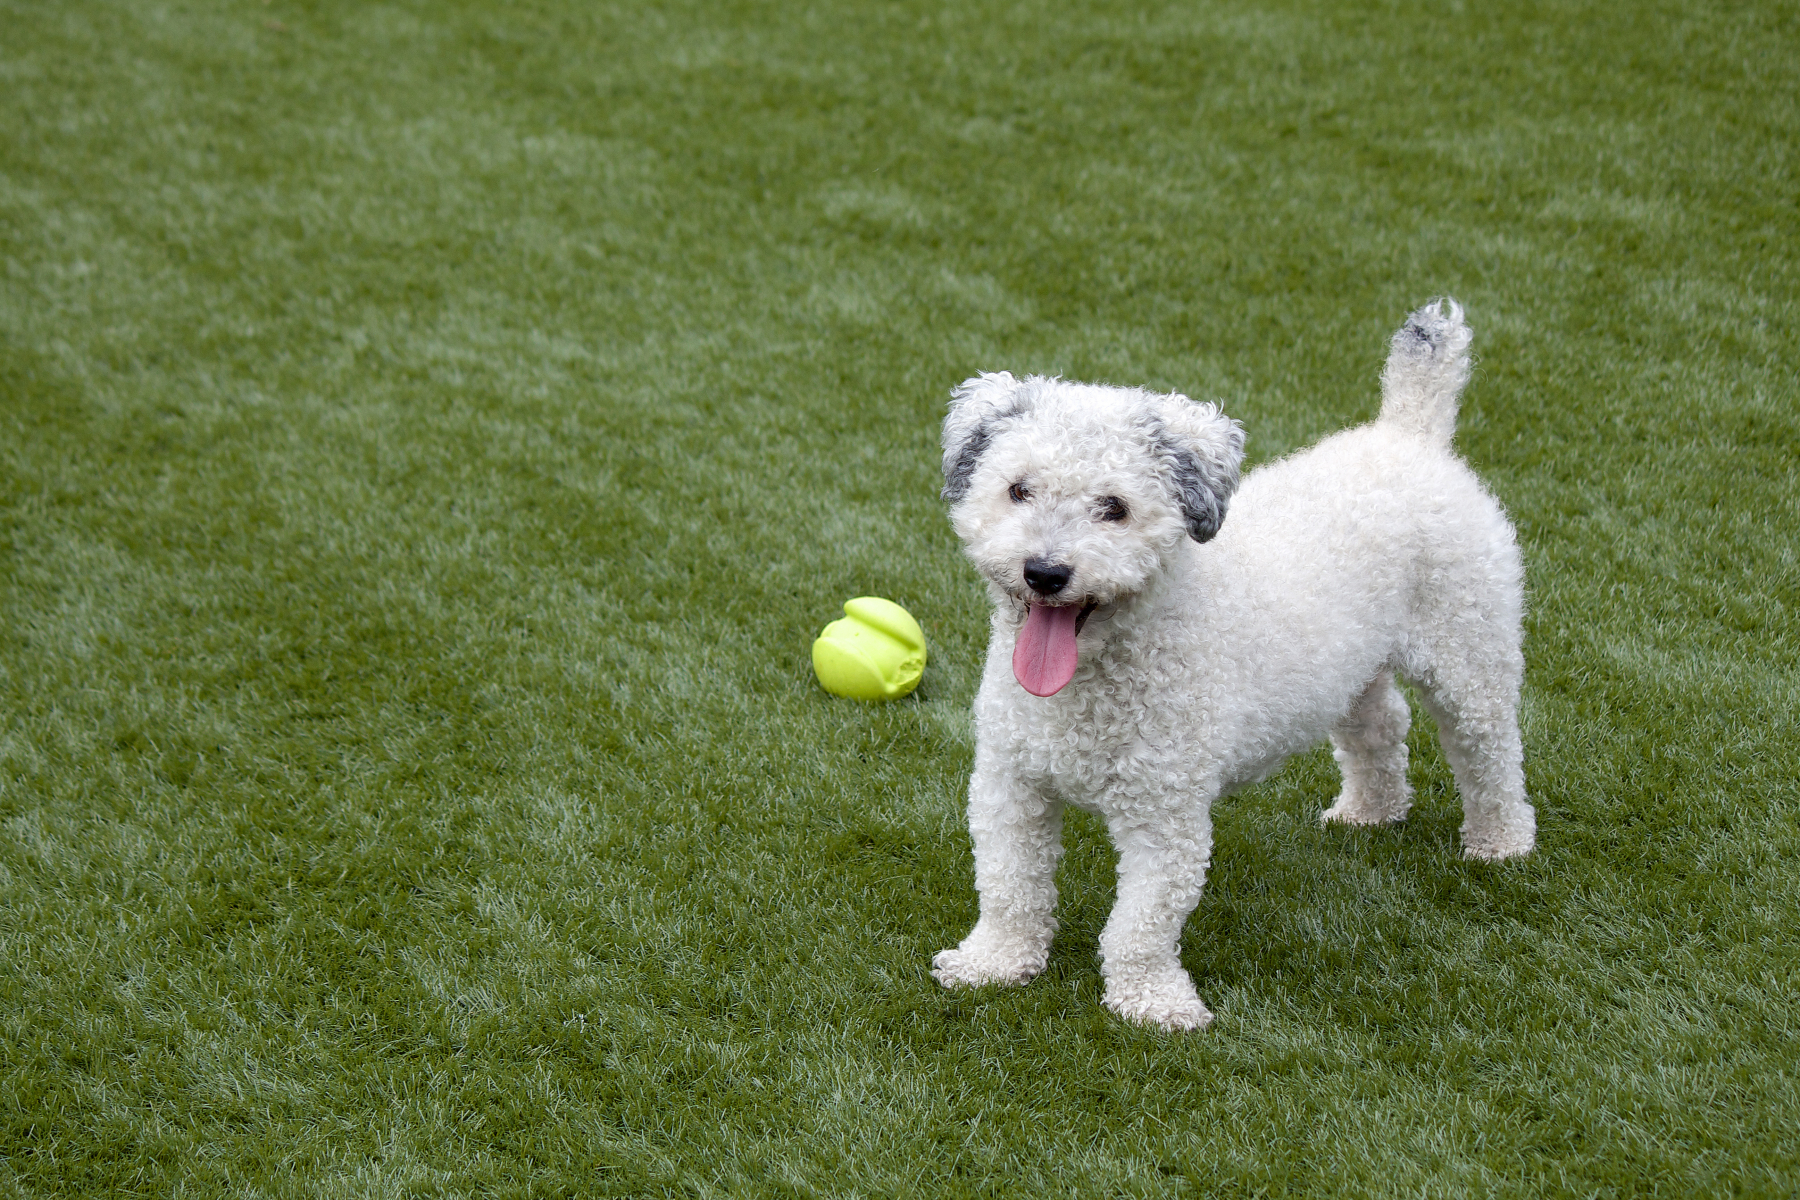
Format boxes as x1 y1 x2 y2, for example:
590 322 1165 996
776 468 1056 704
987 642 1212 809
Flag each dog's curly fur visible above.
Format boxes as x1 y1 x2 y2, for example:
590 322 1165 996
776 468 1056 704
931 301 1534 1031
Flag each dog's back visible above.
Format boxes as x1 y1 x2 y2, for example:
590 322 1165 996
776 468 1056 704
1166 300 1523 793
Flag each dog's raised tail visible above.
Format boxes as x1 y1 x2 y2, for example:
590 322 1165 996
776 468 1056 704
1377 298 1472 448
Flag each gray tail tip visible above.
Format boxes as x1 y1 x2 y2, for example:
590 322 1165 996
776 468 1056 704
1380 297 1473 445
1394 297 1469 356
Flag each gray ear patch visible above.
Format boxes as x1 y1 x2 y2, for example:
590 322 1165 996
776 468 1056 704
1164 441 1231 542
941 372 1023 503
1154 422 1244 543
941 421 993 502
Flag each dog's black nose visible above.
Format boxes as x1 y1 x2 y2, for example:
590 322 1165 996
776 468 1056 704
1024 559 1073 596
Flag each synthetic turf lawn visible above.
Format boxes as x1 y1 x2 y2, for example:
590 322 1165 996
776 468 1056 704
1 0 1796 1194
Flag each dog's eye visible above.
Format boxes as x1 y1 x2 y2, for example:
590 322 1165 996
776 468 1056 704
1099 496 1129 522
1008 482 1030 504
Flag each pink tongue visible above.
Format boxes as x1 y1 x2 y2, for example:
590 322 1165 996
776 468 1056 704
1013 603 1081 697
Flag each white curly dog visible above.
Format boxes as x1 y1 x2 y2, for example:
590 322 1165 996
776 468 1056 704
930 301 1534 1031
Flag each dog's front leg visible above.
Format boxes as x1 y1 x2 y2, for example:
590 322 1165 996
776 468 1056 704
1099 803 1215 1031
931 759 1063 989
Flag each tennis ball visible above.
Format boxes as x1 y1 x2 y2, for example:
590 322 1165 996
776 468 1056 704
812 597 927 701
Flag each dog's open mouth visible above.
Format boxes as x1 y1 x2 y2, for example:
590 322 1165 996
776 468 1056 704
1013 600 1099 697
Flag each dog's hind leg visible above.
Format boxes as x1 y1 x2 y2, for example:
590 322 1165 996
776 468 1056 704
932 762 1064 989
1322 669 1414 827
1098 803 1215 1031
1407 649 1535 862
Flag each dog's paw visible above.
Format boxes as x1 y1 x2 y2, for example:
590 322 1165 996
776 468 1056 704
1320 791 1409 827
1102 972 1213 1031
1462 831 1535 861
1462 803 1536 861
930 946 1044 990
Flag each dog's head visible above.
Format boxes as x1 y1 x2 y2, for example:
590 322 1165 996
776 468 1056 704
941 372 1244 694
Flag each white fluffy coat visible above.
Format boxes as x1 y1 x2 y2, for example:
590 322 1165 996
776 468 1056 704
931 301 1534 1031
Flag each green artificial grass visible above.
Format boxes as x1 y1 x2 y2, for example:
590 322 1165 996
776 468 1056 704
2 0 1797 1194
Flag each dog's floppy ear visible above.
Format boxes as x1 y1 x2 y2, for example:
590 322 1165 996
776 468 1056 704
1152 394 1245 543
941 371 1022 502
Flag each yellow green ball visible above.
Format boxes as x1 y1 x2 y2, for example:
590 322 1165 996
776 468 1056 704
812 597 927 701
